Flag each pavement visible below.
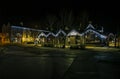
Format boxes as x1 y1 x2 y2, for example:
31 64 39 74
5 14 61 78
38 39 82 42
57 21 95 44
0 45 120 79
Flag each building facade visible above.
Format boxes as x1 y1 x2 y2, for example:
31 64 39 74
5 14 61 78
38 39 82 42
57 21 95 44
1 23 119 48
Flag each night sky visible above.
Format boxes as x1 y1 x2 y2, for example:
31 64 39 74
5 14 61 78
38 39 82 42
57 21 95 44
0 0 120 33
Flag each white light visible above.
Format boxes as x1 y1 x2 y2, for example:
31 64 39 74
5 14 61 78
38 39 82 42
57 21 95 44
100 35 107 39
67 30 81 36
71 31 77 35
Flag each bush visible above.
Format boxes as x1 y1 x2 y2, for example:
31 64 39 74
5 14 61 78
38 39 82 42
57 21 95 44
70 45 79 49
27 42 34 44
70 44 86 50
62 45 65 48
80 45 85 50
44 43 54 47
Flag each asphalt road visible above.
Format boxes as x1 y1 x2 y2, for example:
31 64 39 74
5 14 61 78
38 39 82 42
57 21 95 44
0 45 120 79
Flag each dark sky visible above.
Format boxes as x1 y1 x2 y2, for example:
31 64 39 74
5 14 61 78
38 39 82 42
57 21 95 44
0 0 120 33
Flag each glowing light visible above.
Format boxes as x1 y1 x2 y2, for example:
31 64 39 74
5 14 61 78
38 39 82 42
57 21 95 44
71 32 77 35
67 30 81 36
65 45 70 48
100 35 107 39
22 37 26 42
11 26 50 32
38 32 47 38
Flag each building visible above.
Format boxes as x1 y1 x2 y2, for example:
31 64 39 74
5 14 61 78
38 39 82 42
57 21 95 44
83 24 107 46
2 23 119 48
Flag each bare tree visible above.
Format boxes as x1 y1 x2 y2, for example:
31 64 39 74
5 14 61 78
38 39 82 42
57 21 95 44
66 10 74 29
59 9 74 30
2 24 6 33
57 9 74 47
46 14 57 31
20 22 23 26
78 10 89 31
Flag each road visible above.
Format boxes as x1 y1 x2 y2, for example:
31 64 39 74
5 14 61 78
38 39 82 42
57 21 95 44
0 45 120 79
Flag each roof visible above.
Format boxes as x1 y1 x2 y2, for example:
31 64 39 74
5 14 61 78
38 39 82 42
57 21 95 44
67 29 81 36
46 32 56 37
83 29 107 39
38 32 47 38
85 24 95 30
56 29 66 37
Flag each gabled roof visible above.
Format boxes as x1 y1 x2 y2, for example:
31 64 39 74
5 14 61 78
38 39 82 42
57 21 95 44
85 24 95 30
67 29 81 36
83 29 107 39
56 29 66 37
38 32 47 38
46 32 56 37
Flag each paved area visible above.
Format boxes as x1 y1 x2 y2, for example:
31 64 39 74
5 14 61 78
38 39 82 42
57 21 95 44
0 45 120 79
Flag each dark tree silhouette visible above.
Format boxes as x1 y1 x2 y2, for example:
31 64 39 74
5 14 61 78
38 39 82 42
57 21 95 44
78 10 89 31
46 14 57 31
59 8 74 31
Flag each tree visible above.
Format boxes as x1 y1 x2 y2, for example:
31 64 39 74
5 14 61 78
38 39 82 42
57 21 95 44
59 8 74 30
58 9 74 47
20 22 23 26
2 24 6 33
65 10 74 29
78 10 89 31
45 14 57 31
